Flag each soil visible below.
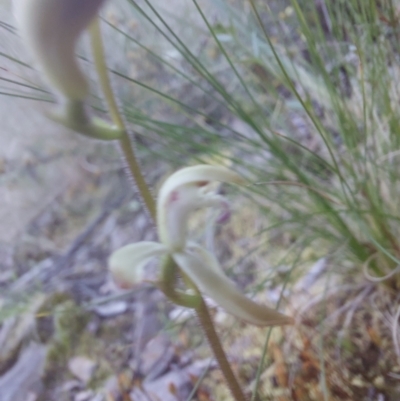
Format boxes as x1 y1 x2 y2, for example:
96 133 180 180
1 1 400 401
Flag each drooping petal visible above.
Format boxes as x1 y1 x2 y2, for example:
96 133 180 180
109 242 167 288
14 0 106 100
157 165 245 251
172 247 293 327
186 242 227 277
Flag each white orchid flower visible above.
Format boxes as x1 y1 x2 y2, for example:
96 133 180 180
13 0 106 101
109 165 292 327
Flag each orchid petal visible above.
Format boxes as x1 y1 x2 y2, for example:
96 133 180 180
172 247 293 327
109 242 167 288
14 0 106 100
160 188 230 251
157 165 244 251
186 242 227 277
158 165 245 208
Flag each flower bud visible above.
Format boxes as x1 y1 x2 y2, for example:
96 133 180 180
14 0 106 100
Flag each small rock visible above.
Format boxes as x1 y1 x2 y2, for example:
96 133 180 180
127 200 141 213
351 375 365 387
0 270 14 284
104 376 119 399
168 307 195 323
214 309 230 325
86 317 101 335
135 359 212 401
98 279 120 294
132 294 163 361
74 390 94 401
61 380 82 393
296 257 327 292
139 334 175 380
373 375 385 389
0 342 47 401
94 301 128 318
134 370 193 401
68 356 97 384
0 295 46 375
89 394 104 401
135 214 147 232
25 392 38 401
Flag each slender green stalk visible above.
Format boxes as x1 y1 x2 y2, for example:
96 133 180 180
90 17 246 399
89 18 156 219
196 298 247 401
161 255 247 400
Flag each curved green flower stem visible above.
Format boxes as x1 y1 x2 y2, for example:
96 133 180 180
196 298 247 401
89 17 156 218
90 15 245 400
159 255 201 308
48 99 122 140
160 256 246 401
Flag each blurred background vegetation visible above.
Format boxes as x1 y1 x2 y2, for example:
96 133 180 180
2 0 400 400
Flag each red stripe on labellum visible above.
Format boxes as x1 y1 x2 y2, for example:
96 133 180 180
196 181 209 187
169 190 179 203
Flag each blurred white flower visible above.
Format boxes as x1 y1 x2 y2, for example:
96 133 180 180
109 165 292 327
13 0 106 100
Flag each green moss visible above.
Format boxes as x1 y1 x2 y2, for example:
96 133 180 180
73 331 113 389
41 296 90 384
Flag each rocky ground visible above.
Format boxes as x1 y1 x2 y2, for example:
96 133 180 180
0 1 274 400
2 1 400 400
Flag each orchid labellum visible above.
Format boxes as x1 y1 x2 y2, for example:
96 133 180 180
109 165 292 327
